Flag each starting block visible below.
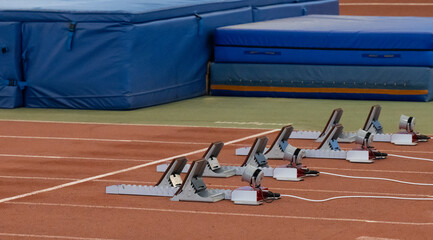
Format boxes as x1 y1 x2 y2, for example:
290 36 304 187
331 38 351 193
236 125 303 157
236 124 376 163
299 125 383 163
349 129 387 163
231 165 280 205
363 105 383 134
171 159 229 202
363 106 426 145
242 137 304 181
243 136 315 181
157 141 237 177
288 105 424 146
106 157 232 202
241 136 269 168
393 114 430 144
106 157 187 197
264 125 297 159
315 108 356 143
289 108 356 142
281 144 319 179
317 124 343 151
391 133 417 146
308 125 386 163
158 137 305 181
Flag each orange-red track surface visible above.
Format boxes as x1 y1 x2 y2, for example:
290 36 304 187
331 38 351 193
0 120 432 240
340 0 433 17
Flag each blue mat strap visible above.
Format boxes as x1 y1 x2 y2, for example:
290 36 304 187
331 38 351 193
66 21 77 51
0 78 15 87
302 7 307 15
17 81 27 90
194 12 203 36
0 78 27 90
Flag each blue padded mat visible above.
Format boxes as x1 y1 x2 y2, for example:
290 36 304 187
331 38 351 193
0 0 248 23
215 15 433 66
0 0 337 109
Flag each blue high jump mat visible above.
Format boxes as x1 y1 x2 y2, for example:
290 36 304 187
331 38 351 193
215 15 433 67
0 0 338 109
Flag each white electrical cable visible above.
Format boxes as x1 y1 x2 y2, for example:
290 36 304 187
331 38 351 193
320 171 433 186
388 154 433 162
280 194 433 203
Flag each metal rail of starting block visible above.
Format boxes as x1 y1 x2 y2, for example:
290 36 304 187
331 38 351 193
107 157 232 201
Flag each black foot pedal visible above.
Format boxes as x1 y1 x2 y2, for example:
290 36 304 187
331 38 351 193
416 134 430 142
300 168 320 177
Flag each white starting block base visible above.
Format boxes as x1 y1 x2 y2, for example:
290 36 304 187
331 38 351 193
305 149 347 159
231 187 262 205
306 149 373 163
289 131 321 139
106 184 178 197
372 133 392 142
273 167 302 181
374 133 416 145
106 184 232 200
346 150 373 163
391 134 417 146
289 130 355 143
236 147 268 156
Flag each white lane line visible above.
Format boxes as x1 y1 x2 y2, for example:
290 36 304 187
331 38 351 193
0 153 154 163
0 233 117 240
356 237 399 240
340 3 433 6
7 201 433 226
0 119 267 130
215 121 289 126
0 135 208 145
0 129 278 204
388 154 433 162
2 175 431 198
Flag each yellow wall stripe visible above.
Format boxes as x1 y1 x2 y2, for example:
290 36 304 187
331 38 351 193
211 85 428 96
